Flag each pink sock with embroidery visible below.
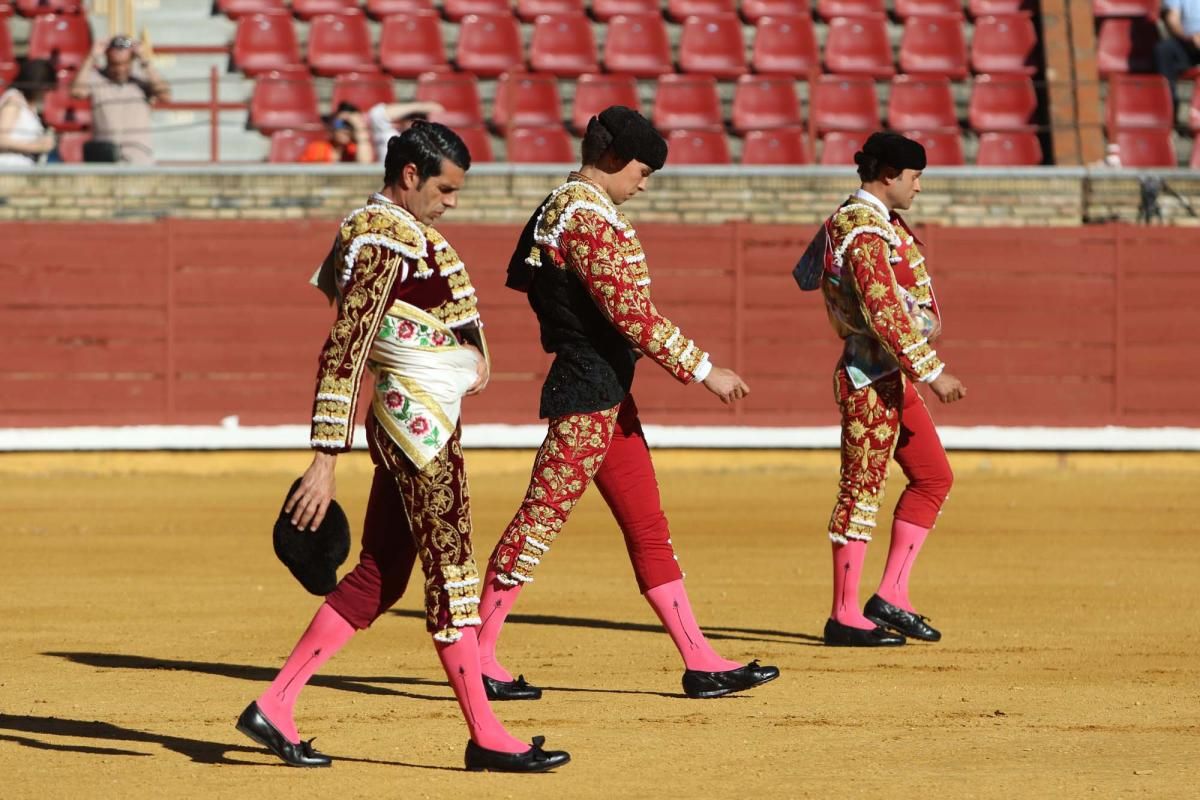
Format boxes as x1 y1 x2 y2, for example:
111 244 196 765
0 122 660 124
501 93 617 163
876 519 930 612
831 540 875 629
256 602 356 744
476 569 523 682
436 627 527 754
644 579 741 672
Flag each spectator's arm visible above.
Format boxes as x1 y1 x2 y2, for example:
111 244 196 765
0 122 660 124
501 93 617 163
1164 9 1186 39
380 101 444 122
70 40 106 99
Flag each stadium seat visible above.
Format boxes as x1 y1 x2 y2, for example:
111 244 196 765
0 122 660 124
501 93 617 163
28 13 91 72
365 0 437 18
679 14 747 79
667 0 737 21
268 127 326 162
592 0 661 20
732 74 802 133
379 12 449 77
971 14 1039 75
816 0 885 19
15 0 82 14
0 3 10 17
249 68 321 134
653 74 724 132
55 129 88 162
572 73 641 132
741 0 809 21
331 71 396 114
529 14 599 77
967 74 1038 131
887 75 957 131
824 16 894 78
1191 84 1200 132
812 74 879 133
41 84 91 131
216 0 286 17
666 128 732 163
306 10 375 77
1113 129 1176 166
493 71 563 134
1191 138 1200 168
415 71 484 126
292 1 360 21
232 11 301 76
455 125 495 162
1106 74 1174 131
751 14 819 77
968 0 1035 14
516 0 586 21
975 131 1043 165
899 14 969 79
894 0 963 17
507 125 576 162
0 17 15 85
442 0 512 21
604 14 674 77
901 129 965 164
1096 17 1158 75
819 130 867 164
741 126 811 163
1092 0 1160 17
456 13 525 77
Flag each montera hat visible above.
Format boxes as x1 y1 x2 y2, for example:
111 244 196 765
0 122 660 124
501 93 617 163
859 131 927 171
272 478 351 595
588 106 668 171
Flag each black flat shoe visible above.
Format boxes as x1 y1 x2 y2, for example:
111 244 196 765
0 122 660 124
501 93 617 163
482 674 543 701
823 617 906 647
682 659 781 699
864 594 942 642
464 736 570 773
235 701 332 768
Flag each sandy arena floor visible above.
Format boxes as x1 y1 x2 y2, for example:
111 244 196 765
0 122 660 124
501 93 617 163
1 449 1197 799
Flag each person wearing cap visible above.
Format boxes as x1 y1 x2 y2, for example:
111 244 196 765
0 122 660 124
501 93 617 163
473 106 779 702
800 131 966 647
71 35 170 165
299 102 373 164
235 122 569 773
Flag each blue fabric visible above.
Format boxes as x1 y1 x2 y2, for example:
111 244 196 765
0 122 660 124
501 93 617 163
1165 0 1200 37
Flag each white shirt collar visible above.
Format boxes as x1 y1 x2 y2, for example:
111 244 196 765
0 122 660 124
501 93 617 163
853 188 891 218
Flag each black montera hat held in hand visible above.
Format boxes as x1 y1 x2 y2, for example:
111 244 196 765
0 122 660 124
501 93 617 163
273 478 351 596
860 131 927 171
591 105 668 170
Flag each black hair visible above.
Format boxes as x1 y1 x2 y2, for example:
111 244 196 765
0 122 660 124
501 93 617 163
854 149 888 183
383 120 471 187
333 101 360 116
581 116 616 166
10 58 57 100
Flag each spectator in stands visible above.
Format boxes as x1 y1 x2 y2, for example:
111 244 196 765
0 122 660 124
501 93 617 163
1156 0 1200 112
0 59 56 168
70 35 170 165
366 100 444 162
300 102 374 163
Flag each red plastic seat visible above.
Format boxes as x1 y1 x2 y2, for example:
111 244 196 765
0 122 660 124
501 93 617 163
1191 137 1200 168
307 10 375 76
572 72 641 132
1092 0 1159 17
968 74 1038 131
666 128 732 163
291 0 359 20
507 125 576 162
751 14 819 76
15 0 82 14
604 14 674 77
331 71 396 114
41 84 91 130
1106 74 1174 131
55 129 88 162
824 16 894 78
215 0 286 17
1096 17 1159 75
28 13 91 72
819 130 867 164
975 131 1042 165
250 68 322 133
493 71 563 134
679 14 747 79
971 13 1039 75
1191 84 1200 132
365 0 437 18
1114 129 1176 166
530 14 599 77
232 11 301 76
894 0 963 17
516 0 585 21
816 0 885 19
0 17 16 85
900 129 965 165
592 0 660 19
380 12 450 77
968 0 1034 14
732 74 801 133
442 0 512 21
415 71 484 126
456 13 525 77
454 125 496 162
268 127 326 162
812 74 879 133
667 0 737 21
899 14 968 79
653 74 724 132
887 75 957 131
741 0 809 23
741 126 811 163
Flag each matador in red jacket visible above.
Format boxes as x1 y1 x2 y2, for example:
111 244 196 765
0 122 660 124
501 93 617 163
796 131 967 647
475 106 780 701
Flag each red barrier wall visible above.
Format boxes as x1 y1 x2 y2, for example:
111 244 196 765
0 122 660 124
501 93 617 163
2 221 1197 429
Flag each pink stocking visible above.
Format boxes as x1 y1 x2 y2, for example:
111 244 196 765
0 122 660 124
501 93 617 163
644 579 740 672
475 569 523 682
436 628 526 754
831 540 875 629
876 519 930 612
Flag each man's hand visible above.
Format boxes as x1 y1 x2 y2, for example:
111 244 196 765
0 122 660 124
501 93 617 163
928 372 966 404
464 343 489 396
34 134 56 155
285 451 338 531
702 366 750 405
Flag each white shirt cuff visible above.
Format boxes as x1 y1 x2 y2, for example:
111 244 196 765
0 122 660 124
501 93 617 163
920 363 945 383
692 357 713 384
